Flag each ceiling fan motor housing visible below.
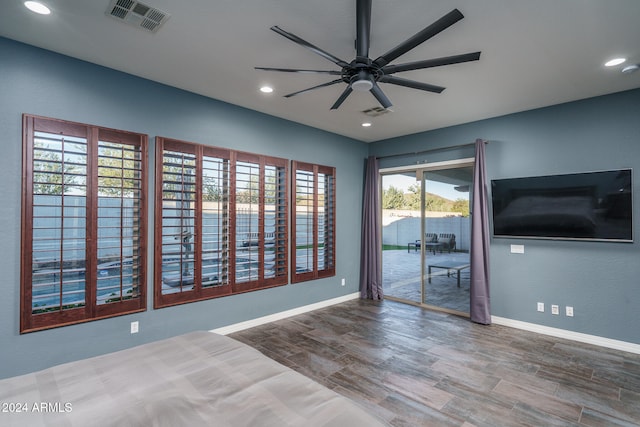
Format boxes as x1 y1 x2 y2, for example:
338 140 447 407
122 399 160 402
350 68 375 91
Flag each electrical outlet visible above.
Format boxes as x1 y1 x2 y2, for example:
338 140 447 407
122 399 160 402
566 306 574 317
551 305 559 315
130 321 139 334
537 302 544 312
341 278 346 286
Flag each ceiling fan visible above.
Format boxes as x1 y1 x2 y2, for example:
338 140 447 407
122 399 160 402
256 0 481 110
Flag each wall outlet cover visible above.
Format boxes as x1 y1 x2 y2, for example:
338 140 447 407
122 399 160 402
510 244 525 254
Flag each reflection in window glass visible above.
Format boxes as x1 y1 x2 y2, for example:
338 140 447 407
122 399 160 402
96 140 144 305
31 131 88 314
154 138 288 308
22 115 147 333
235 161 260 284
291 162 335 283
202 156 229 289
160 150 197 295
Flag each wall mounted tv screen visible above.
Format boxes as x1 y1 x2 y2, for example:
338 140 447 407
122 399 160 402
491 169 633 242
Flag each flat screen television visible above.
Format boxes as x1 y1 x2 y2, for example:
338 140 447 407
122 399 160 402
491 169 633 242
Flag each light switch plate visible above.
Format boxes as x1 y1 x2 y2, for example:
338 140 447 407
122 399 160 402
510 244 525 254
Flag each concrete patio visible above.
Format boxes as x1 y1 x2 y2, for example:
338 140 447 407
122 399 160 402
382 249 470 313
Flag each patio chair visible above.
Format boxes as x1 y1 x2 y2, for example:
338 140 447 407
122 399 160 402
408 233 440 254
438 233 456 253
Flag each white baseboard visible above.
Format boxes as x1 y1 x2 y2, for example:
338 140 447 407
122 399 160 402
212 296 640 355
492 316 640 355
211 292 360 335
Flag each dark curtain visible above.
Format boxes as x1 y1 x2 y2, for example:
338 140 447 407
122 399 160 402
470 139 491 324
359 156 383 300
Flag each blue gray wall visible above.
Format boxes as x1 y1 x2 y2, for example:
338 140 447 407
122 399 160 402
0 37 368 379
2 35 639 379
370 88 640 345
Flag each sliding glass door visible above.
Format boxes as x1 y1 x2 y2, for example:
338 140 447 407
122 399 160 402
421 166 472 313
382 161 473 315
381 172 422 304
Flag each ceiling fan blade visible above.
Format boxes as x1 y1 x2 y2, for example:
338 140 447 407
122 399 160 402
382 51 481 74
330 87 353 110
255 67 342 75
373 9 464 67
356 0 372 59
271 26 351 68
379 75 445 93
370 82 393 109
284 79 344 98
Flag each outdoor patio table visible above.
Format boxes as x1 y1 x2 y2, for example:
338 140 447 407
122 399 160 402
428 261 470 287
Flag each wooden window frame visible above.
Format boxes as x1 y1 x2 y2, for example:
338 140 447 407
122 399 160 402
154 137 289 308
291 161 336 283
21 114 148 333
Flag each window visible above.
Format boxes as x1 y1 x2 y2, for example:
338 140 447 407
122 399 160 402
21 115 147 333
154 137 288 308
291 161 336 283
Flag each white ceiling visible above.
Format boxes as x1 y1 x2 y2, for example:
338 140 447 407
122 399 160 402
2 0 640 142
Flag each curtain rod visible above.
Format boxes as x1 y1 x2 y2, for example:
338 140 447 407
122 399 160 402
374 139 487 160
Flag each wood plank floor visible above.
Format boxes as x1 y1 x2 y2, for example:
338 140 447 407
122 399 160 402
230 299 640 426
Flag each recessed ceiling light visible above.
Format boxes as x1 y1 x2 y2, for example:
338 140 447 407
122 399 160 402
259 86 273 94
24 1 51 15
604 58 626 67
362 122 372 127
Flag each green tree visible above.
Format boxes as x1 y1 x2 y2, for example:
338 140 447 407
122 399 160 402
404 183 421 210
425 194 448 212
452 198 470 217
33 137 87 195
382 186 404 209
97 143 141 197
203 177 224 201
32 151 80 195
237 174 260 204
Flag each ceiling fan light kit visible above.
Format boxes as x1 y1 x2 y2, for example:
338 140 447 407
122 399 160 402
256 0 480 110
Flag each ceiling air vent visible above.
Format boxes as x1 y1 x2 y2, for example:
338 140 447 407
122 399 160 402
361 106 393 117
106 0 170 33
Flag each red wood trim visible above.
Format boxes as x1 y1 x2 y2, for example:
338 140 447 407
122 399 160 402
137 133 149 311
99 128 144 146
194 144 204 298
86 126 99 319
153 137 166 309
228 151 237 286
20 115 35 332
21 115 148 332
33 115 87 138
258 158 266 282
22 307 146 333
274 163 289 281
312 164 319 275
322 167 336 275
232 277 287 294
153 138 291 307
235 151 261 164
290 161 336 284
